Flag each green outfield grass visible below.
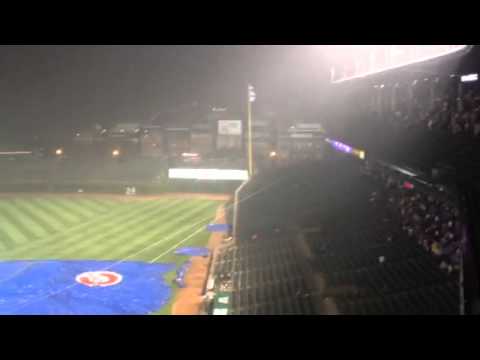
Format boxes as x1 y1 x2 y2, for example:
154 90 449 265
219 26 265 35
0 195 221 314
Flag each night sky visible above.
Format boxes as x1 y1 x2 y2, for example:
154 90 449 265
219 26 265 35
0 45 329 141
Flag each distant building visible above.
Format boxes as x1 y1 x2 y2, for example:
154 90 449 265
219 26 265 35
251 119 274 159
71 128 107 158
105 123 142 157
191 122 214 156
278 123 326 162
71 123 142 159
109 123 141 137
165 127 190 158
72 130 96 145
140 125 164 158
206 108 244 154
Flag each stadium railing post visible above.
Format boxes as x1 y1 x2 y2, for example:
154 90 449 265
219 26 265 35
232 180 249 241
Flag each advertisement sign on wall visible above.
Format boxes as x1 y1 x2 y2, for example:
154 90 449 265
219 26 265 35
218 120 242 136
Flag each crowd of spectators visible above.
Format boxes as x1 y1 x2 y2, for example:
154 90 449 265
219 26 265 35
388 89 480 138
369 165 464 274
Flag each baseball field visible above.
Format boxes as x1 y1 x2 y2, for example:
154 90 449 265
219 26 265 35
0 194 223 315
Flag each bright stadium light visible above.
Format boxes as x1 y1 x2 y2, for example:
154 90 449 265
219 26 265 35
389 164 418 177
269 151 277 158
248 85 256 103
461 73 478 82
326 138 367 160
168 168 249 181
182 152 200 158
0 151 32 155
112 149 120 158
55 148 63 156
327 45 471 83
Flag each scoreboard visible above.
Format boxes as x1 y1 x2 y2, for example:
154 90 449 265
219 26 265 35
327 45 471 83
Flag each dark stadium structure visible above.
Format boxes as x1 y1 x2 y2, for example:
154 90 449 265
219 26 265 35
3 45 480 315
206 45 480 315
210 156 462 315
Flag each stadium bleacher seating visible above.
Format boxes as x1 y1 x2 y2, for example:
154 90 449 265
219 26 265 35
212 234 319 315
211 158 462 315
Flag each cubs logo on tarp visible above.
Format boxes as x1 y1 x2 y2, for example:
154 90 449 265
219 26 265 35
75 271 123 288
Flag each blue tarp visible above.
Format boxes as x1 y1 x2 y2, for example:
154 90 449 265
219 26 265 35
174 247 210 257
206 224 231 233
174 260 192 288
0 260 176 315
173 247 210 288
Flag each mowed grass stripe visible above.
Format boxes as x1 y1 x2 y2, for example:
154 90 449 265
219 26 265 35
5 199 185 260
0 227 15 250
65 199 185 246
125 209 215 263
21 198 164 246
0 199 168 258
131 213 213 263
0 200 170 259
10 199 60 234
0 214 28 245
148 224 212 264
54 199 196 259
107 201 218 262
71 201 216 261
57 197 114 214
138 211 215 263
0 202 44 241
35 198 87 226
23 199 73 229
75 200 213 260
58 199 103 218
54 198 114 223
67 198 114 214
88 198 119 212
29 199 76 228
134 202 217 252
14 199 186 260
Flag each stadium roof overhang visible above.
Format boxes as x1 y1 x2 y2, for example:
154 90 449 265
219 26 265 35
328 45 474 85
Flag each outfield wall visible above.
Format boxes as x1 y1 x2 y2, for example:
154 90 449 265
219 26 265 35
0 157 241 195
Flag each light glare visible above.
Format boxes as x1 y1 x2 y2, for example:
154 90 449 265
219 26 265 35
168 168 249 181
461 73 478 82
